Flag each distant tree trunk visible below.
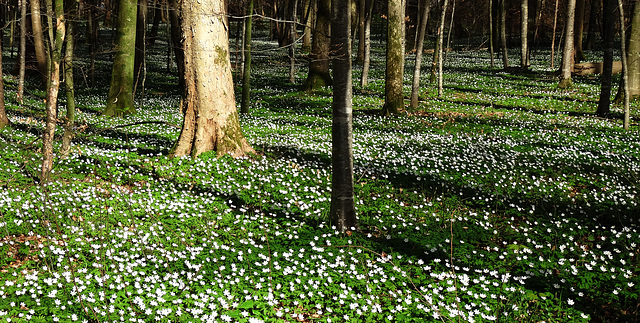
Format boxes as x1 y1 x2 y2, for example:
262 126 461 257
31 0 49 83
41 0 65 182
521 0 528 69
489 0 494 67
356 0 366 64
105 0 137 116
330 0 356 232
61 0 77 156
134 0 147 103
0 34 10 128
437 0 449 97
574 0 586 62
289 0 297 83
410 0 431 109
558 0 576 89
170 0 253 158
302 0 314 51
382 0 404 115
241 0 253 114
596 0 615 116
359 0 373 86
87 0 99 86
169 0 185 87
17 0 26 104
622 1 640 101
304 0 332 90
550 0 559 68
147 0 163 46
499 0 508 68
618 0 630 129
445 0 454 61
585 0 599 49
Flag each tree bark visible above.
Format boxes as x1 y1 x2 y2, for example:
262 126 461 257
356 0 366 64
623 1 640 100
0 32 10 129
104 0 137 116
558 0 576 89
550 0 559 68
134 0 147 102
170 0 253 158
359 0 373 86
499 0 508 68
241 0 253 114
289 0 298 83
41 0 65 182
302 0 314 51
61 0 78 156
382 0 404 115
521 0 528 69
330 0 356 232
574 0 586 62
410 0 431 109
437 0 449 97
489 0 494 67
17 0 26 104
585 0 599 49
31 0 49 83
596 0 615 116
304 0 332 90
169 0 185 87
618 0 630 129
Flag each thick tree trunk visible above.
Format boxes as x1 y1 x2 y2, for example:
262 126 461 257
330 0 356 231
0 34 10 129
359 0 373 86
382 0 404 115
437 0 449 97
597 0 615 116
623 1 640 100
61 0 77 156
104 0 137 116
17 0 26 104
31 0 49 83
521 0 528 69
241 0 253 114
170 0 253 158
304 0 332 90
558 0 576 89
410 0 431 109
574 0 586 62
41 0 65 182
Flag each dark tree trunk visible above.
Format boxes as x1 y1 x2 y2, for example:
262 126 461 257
574 0 586 62
382 0 405 115
241 0 253 114
289 0 298 83
330 0 356 231
61 0 77 156
585 0 599 49
169 0 184 87
303 0 332 90
17 0 26 104
597 0 615 116
134 0 147 103
489 0 494 67
0 30 10 128
147 0 163 46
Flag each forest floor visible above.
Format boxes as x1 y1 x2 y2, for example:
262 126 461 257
0 24 639 322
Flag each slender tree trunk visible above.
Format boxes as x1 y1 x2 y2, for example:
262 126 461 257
489 0 494 67
585 0 599 49
559 0 576 89
330 0 356 231
17 0 26 104
61 0 78 156
304 0 332 90
289 0 298 83
597 0 615 116
134 0 147 103
521 0 528 69
302 0 314 51
356 0 366 64
360 0 372 86
574 0 586 62
499 0 508 68
410 0 431 109
618 0 630 129
437 0 449 97
550 0 559 68
148 0 163 46
622 1 640 100
0 33 10 128
170 0 253 158
382 0 404 115
241 0 253 114
445 0 454 61
41 0 65 182
31 0 49 83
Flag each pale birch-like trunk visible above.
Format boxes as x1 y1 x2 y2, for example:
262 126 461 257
521 0 528 69
619 0 630 129
559 0 577 89
359 0 373 86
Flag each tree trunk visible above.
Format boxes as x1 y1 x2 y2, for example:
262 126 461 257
147 0 163 46
382 0 404 115
134 0 147 103
303 0 332 90
41 0 65 182
61 0 77 156
87 0 99 87
558 0 576 89
521 0 528 69
302 0 314 51
437 0 449 97
169 0 184 87
31 0 49 83
356 0 366 64
623 1 640 100
0 32 10 129
585 0 599 49
241 0 253 114
289 0 298 83
574 0 586 62
330 0 356 231
499 0 508 68
445 0 454 61
170 0 253 158
410 0 431 109
359 0 372 86
618 0 630 129
17 0 26 104
489 0 494 67
104 0 137 116
596 0 615 116
550 0 559 68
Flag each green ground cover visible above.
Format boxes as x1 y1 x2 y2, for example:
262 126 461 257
0 26 639 322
